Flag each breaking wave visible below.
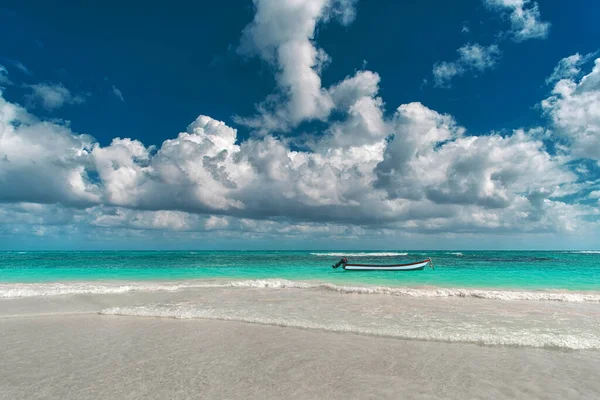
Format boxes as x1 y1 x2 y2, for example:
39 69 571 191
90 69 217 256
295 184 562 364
310 252 408 257
0 279 312 299
100 305 600 350
0 282 199 298
3 279 600 303
572 251 600 254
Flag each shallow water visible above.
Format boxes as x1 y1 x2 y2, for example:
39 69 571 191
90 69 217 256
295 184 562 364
2 282 600 351
1 250 600 291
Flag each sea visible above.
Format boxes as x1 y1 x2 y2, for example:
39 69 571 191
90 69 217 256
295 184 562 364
2 250 600 290
2 250 600 351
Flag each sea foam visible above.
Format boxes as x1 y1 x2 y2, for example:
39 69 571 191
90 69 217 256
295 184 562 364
2 279 600 303
0 279 309 299
100 304 600 350
0 282 198 298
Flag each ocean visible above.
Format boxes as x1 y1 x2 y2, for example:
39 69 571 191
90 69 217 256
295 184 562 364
2 250 600 352
2 250 600 290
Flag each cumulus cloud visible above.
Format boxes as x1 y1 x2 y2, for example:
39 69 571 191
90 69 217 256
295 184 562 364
485 0 550 42
1 3 597 243
376 103 575 213
25 83 86 110
0 93 100 206
433 44 501 87
236 0 358 132
1 84 590 238
541 57 600 159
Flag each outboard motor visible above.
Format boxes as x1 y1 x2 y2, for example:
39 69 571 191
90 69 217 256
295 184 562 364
332 257 348 269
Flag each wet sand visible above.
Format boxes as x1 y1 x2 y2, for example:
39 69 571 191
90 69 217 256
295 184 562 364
2 314 599 400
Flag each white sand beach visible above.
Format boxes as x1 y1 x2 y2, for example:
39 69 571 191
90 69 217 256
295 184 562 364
1 283 600 399
2 315 600 400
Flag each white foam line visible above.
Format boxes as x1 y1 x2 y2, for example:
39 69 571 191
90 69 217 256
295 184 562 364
100 306 600 350
2 278 600 303
0 279 310 299
317 283 600 302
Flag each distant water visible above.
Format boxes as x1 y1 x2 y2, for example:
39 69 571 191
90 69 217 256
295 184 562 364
1 250 599 291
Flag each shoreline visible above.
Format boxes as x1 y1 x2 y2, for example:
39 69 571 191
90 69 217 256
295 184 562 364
2 283 600 351
2 277 600 301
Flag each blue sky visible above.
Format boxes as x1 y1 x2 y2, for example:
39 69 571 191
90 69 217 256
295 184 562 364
0 0 599 250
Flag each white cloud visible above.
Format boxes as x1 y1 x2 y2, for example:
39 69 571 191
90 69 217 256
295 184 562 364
485 0 550 42
112 85 125 102
374 103 584 234
205 216 229 230
2 83 590 238
236 0 357 132
432 62 464 88
0 4 598 243
458 44 501 71
328 70 380 110
90 208 202 231
541 57 600 159
0 93 100 206
546 52 597 84
322 70 388 147
26 83 86 110
433 44 501 87
432 1 548 88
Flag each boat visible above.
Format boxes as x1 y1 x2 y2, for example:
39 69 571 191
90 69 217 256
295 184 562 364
332 257 433 271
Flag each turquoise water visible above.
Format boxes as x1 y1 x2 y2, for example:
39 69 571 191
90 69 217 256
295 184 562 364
1 250 600 291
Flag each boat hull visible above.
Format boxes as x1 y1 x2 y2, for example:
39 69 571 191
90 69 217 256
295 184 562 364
343 259 430 271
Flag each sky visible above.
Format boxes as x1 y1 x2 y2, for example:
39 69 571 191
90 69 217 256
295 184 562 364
0 0 599 250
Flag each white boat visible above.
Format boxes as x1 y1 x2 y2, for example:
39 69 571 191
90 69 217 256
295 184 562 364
332 258 433 271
